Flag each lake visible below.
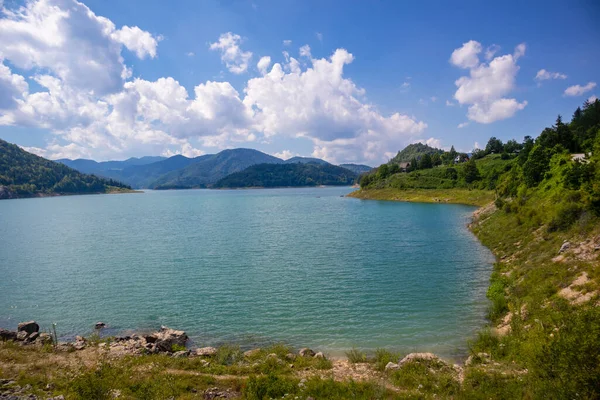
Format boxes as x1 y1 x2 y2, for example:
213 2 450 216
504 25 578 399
0 187 494 358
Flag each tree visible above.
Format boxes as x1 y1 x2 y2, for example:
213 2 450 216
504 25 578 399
522 144 551 187
377 163 390 180
419 153 433 169
463 158 480 183
409 157 418 172
389 163 400 174
431 153 442 166
485 137 504 154
449 145 458 161
504 139 522 154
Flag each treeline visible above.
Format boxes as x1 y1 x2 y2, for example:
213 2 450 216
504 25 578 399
0 139 131 198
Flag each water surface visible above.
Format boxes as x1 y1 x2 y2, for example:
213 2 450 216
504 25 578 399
0 187 494 357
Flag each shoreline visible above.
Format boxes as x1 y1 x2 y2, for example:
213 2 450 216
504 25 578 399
347 187 495 207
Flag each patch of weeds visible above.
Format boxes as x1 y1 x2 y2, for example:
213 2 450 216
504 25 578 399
243 374 298 400
390 360 460 396
373 348 401 372
345 347 367 364
170 343 186 352
215 344 243 366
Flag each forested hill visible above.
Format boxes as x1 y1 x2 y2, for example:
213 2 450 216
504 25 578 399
389 143 444 164
0 139 131 199
213 163 357 188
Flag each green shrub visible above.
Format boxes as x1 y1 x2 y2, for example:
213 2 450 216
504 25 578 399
215 345 243 366
373 348 400 372
547 202 583 232
243 374 297 400
345 347 367 363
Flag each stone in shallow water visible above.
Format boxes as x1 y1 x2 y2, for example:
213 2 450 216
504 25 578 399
17 321 39 334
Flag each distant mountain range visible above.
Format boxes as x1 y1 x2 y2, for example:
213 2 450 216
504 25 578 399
0 139 131 199
57 149 372 189
214 163 358 188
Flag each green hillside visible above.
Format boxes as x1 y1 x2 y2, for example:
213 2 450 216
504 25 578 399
150 148 283 189
0 139 131 199
213 163 357 188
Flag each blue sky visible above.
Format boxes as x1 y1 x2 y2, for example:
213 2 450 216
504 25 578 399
0 0 598 164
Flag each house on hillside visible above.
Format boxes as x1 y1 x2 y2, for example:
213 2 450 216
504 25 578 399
571 153 591 163
399 162 411 172
454 154 470 164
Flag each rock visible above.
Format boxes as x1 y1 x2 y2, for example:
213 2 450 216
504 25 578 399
73 336 86 350
94 322 106 329
385 361 399 371
16 331 28 341
17 321 39 335
299 348 315 357
172 350 190 358
195 346 218 357
313 352 325 359
26 332 39 343
0 328 17 341
465 352 491 366
243 348 261 358
36 333 53 345
285 353 296 361
559 241 571 254
266 353 278 359
146 326 188 353
398 353 441 366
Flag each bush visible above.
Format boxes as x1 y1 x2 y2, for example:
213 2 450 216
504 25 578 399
243 374 297 400
345 347 367 363
547 202 583 232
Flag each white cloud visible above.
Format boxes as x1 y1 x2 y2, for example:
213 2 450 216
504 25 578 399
430 96 437 102
445 100 454 106
0 0 159 95
0 60 28 110
257 56 271 75
413 137 442 149
112 25 160 59
283 39 292 46
400 81 410 92
20 142 91 160
485 44 500 60
450 40 482 69
209 32 252 74
186 52 195 57
272 149 297 160
162 142 205 158
564 82 597 97
244 49 426 163
299 44 311 58
451 41 527 124
589 95 598 103
535 69 567 81
316 32 323 42
473 141 481 150
457 122 469 128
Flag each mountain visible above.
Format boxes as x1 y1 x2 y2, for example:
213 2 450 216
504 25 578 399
338 163 373 174
213 163 358 188
57 156 166 175
0 139 131 199
101 154 203 188
390 143 443 164
150 148 283 189
283 156 331 165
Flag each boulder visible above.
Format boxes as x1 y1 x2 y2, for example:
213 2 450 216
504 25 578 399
37 332 53 345
299 348 315 357
385 361 399 371
146 326 188 353
195 347 218 357
0 328 17 341
172 350 190 358
398 352 441 366
314 352 325 359
16 331 28 341
285 353 296 361
17 321 39 335
25 332 40 343
243 348 261 358
94 322 106 329
465 352 491 366
559 241 571 254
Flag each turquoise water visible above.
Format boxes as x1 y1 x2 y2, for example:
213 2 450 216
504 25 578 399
0 187 494 358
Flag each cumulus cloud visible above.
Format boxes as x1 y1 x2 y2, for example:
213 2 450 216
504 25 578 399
589 95 598 103
413 137 442 149
0 60 28 110
162 142 205 158
20 142 91 159
299 44 311 58
485 44 500 61
243 48 426 163
257 56 271 75
283 39 292 46
400 81 410 92
451 41 527 124
535 69 567 81
450 40 482 69
457 122 469 128
445 100 455 106
272 149 297 160
112 25 160 59
316 32 323 42
0 0 160 95
209 32 252 74
564 82 597 97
